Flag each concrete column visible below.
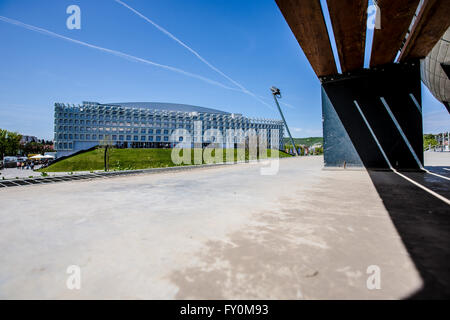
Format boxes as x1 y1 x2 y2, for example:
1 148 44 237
321 62 423 170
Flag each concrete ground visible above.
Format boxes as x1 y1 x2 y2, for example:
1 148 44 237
0 154 449 299
0 167 99 180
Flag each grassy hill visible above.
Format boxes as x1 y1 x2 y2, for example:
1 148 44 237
40 148 292 172
283 137 323 147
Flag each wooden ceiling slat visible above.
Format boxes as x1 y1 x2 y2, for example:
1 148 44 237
399 0 450 61
326 0 367 72
370 0 420 67
276 0 337 77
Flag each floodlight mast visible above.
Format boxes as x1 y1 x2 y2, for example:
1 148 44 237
270 87 299 156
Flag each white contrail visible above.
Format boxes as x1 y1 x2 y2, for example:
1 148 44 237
256 93 296 110
114 0 275 111
0 15 242 92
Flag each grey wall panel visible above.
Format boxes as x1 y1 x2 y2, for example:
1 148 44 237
322 87 363 168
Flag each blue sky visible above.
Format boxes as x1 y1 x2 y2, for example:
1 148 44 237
0 0 448 140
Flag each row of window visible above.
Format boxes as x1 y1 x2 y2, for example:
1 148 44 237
56 125 281 134
55 112 244 122
57 128 173 134
54 119 270 129
57 134 171 142
55 133 278 141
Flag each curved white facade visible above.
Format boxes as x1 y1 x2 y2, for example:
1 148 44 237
420 27 450 107
54 101 285 157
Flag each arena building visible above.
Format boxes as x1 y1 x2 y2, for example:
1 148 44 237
54 101 285 157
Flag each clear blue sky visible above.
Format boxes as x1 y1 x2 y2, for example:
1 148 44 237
0 0 448 140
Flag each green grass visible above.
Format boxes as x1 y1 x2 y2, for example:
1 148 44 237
40 148 292 172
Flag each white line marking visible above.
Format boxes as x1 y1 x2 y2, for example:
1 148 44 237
354 100 450 206
424 170 450 181
394 170 450 205
380 97 423 170
380 97 450 181
354 100 392 168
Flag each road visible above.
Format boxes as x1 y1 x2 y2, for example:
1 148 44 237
0 155 449 299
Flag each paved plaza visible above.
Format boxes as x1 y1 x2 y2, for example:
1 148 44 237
0 154 449 299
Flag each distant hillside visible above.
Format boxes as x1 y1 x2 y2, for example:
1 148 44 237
283 137 323 147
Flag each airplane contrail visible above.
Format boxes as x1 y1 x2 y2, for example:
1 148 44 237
255 93 296 110
114 0 275 111
0 15 242 92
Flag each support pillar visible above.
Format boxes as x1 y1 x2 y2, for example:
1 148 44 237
321 62 423 170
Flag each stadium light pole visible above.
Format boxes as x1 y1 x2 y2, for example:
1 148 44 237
270 86 299 156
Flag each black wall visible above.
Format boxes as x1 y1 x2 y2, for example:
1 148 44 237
321 62 423 170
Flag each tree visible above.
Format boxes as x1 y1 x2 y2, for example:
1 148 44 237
0 129 22 159
21 141 54 155
423 134 438 150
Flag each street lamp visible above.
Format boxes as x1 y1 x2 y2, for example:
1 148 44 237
270 86 299 156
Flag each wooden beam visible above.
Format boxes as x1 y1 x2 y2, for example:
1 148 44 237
326 0 367 72
276 0 337 77
370 0 420 67
399 0 450 61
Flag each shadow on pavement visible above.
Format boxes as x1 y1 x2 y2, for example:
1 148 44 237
367 170 450 299
425 166 450 178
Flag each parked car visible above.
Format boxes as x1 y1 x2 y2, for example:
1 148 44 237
3 156 18 168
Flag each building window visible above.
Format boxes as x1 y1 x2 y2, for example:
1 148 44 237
164 129 169 134
141 129 146 134
149 136 154 141
156 129 161 134
141 136 146 141
133 136 138 141
164 136 169 142
119 135 124 141
149 129 153 134
112 135 117 141
156 136 161 142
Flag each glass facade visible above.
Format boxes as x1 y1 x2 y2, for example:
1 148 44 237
54 101 284 156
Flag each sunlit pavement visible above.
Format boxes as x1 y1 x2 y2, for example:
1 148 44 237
0 167 93 180
0 154 449 299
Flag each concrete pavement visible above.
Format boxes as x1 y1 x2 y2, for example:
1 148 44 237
0 155 449 299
